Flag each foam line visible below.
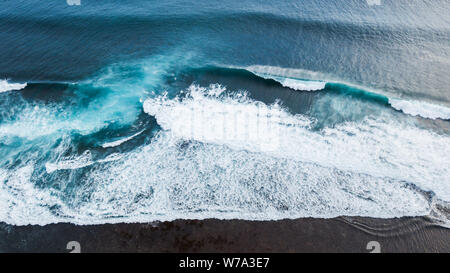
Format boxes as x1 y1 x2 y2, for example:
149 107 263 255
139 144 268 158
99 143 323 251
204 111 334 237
102 130 145 148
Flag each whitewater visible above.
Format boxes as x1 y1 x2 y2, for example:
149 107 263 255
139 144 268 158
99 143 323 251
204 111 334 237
244 65 450 121
0 81 449 226
0 80 27 93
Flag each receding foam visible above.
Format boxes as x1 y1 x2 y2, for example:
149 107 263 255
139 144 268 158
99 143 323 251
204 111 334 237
101 130 145 148
143 84 450 201
1 83 446 226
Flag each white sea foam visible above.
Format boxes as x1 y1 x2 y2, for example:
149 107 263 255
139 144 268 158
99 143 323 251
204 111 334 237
1 84 449 226
389 98 450 120
278 78 326 91
245 65 326 91
0 79 27 93
144 84 311 151
45 151 122 173
143 84 450 200
0 166 70 225
101 130 145 148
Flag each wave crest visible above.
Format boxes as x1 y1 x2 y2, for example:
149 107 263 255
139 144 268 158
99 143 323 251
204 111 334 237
1 83 449 225
242 65 450 120
389 98 450 120
0 79 27 93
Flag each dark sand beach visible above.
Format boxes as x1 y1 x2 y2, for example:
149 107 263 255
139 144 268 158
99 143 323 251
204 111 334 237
1 217 448 253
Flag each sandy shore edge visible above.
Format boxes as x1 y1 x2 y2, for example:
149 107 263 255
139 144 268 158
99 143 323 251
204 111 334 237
1 216 449 253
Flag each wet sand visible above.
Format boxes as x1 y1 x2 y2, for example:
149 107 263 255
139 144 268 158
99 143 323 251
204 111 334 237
0 216 448 253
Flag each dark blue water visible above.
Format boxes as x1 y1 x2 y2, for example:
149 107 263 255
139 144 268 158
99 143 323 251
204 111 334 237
0 0 449 226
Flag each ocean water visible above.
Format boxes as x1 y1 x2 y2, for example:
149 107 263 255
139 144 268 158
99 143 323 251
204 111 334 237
0 0 449 226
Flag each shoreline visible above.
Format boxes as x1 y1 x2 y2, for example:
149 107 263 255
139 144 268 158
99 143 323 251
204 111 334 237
1 216 448 253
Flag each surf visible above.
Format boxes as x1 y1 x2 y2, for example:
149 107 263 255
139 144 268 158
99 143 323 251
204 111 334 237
235 65 450 121
1 82 446 226
0 55 449 227
0 80 27 93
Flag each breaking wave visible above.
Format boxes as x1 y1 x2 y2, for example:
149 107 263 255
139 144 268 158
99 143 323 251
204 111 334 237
1 83 447 226
0 80 27 93
0 55 449 226
240 65 450 120
389 98 450 120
